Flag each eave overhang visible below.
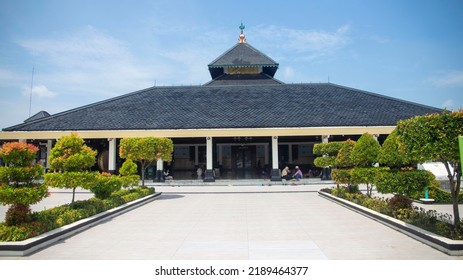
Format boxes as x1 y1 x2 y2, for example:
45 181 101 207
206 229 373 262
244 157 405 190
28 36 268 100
0 126 396 140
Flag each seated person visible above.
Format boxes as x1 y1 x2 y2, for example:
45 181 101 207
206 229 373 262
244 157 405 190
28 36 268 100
281 166 292 180
293 166 303 180
163 169 173 180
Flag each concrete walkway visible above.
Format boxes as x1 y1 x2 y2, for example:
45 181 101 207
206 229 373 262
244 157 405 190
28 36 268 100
1 184 462 260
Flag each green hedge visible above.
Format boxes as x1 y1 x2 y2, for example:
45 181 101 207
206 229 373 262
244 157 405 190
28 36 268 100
410 184 463 203
0 187 154 242
325 187 463 240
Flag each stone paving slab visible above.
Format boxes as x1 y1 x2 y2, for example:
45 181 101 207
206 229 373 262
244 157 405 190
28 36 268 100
1 185 461 260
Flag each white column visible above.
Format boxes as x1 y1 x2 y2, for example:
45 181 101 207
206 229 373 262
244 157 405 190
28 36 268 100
321 135 331 180
206 137 213 170
46 140 53 169
156 158 164 182
108 138 117 173
270 136 281 181
157 158 164 172
204 137 215 181
272 136 279 169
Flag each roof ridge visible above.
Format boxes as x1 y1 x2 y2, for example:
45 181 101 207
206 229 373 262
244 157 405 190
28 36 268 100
207 43 239 66
243 43 279 66
327 83 443 111
2 87 156 131
207 43 279 67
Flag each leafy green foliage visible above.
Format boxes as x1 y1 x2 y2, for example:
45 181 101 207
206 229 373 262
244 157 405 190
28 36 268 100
313 141 344 168
89 172 123 199
397 110 463 227
313 156 336 168
397 110 463 163
388 194 413 214
119 137 173 186
409 183 463 203
349 134 381 197
119 137 174 163
350 167 385 197
335 139 356 168
44 171 96 191
49 133 97 172
375 169 435 197
0 142 48 226
0 187 154 241
378 129 412 168
313 142 344 156
0 142 38 166
328 187 463 239
45 133 98 205
350 133 381 167
331 169 351 186
119 159 138 176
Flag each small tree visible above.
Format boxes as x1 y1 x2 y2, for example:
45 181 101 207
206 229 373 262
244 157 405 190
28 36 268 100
332 139 356 189
119 159 140 188
0 142 48 225
376 130 435 214
89 172 122 199
313 141 344 180
44 133 97 206
397 110 463 227
377 129 410 168
119 137 173 187
350 133 381 197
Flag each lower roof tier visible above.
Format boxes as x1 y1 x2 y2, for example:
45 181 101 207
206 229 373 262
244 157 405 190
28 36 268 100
3 83 441 132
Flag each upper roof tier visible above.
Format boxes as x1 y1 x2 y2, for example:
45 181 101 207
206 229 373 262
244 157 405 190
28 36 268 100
208 43 279 78
207 24 279 80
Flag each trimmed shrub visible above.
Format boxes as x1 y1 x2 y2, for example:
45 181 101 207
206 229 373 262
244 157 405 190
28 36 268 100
388 195 413 217
89 172 122 199
328 187 463 240
375 169 435 197
331 169 351 186
0 142 48 226
0 187 155 241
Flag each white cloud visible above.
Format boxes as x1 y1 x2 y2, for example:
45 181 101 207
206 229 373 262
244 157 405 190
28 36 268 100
18 26 153 97
0 68 22 86
431 71 463 87
21 84 56 98
283 66 295 79
442 99 455 109
251 24 351 61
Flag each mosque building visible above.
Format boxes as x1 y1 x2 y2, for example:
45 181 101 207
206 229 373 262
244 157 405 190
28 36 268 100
0 24 441 182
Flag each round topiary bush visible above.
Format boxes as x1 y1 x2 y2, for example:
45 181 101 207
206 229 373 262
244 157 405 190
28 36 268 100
0 142 48 226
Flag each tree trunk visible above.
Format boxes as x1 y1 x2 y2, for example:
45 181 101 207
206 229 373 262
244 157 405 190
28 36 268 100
141 162 146 187
444 161 460 227
453 171 461 228
366 183 371 197
71 186 76 208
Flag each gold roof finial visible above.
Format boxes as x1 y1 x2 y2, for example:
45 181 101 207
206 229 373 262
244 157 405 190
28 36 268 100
238 21 247 43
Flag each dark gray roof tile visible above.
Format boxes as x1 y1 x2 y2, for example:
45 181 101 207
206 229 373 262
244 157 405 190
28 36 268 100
3 83 441 132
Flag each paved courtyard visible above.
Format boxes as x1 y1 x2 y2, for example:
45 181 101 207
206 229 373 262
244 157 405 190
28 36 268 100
1 184 462 260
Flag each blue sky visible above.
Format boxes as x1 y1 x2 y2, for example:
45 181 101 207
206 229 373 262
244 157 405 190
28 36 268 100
1 0 462 130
